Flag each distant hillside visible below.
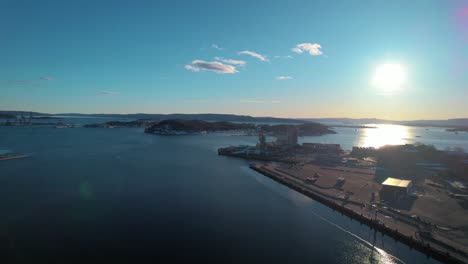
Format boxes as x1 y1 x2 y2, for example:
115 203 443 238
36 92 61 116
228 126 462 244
144 119 256 134
446 127 468 133
2 110 467 127
65 113 300 123
0 111 300 124
300 118 392 125
145 119 334 136
400 119 468 127
301 118 468 127
0 113 16 119
0 111 47 118
260 122 335 136
84 120 152 128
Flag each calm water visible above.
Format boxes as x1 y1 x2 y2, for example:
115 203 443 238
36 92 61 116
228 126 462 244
1 124 461 263
302 124 468 151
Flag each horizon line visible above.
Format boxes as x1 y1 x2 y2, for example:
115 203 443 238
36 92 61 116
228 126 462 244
1 110 467 122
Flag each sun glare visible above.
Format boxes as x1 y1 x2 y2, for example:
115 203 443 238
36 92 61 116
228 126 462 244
372 63 406 93
360 124 410 148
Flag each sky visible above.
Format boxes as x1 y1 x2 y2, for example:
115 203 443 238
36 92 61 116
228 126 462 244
1 0 467 120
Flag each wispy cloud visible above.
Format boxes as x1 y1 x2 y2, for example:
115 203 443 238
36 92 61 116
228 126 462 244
0 76 53 87
274 55 293 59
239 50 269 62
97 90 120 95
185 60 238 74
276 76 293 80
211 44 224 50
292 43 323 56
214 57 246 66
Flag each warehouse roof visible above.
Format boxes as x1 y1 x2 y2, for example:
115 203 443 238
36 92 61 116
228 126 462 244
382 177 412 188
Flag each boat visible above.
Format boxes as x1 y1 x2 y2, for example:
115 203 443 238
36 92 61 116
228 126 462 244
55 123 73 128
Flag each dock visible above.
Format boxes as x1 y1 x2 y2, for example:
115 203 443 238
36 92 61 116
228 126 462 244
250 163 468 264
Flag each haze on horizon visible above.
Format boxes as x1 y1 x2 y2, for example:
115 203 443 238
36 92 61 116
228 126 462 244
1 0 467 120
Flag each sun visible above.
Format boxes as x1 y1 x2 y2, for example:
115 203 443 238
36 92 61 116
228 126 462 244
372 63 406 93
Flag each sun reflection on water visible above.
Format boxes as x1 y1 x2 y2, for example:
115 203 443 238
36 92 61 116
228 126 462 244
360 124 411 148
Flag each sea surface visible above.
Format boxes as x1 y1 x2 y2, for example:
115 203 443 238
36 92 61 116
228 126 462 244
1 123 465 263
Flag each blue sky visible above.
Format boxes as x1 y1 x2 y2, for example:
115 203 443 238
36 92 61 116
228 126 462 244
1 0 467 119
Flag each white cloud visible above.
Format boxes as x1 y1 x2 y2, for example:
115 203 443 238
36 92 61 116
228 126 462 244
291 47 303 53
40 76 54 81
292 43 323 56
239 50 269 62
185 60 238 74
214 57 246 66
97 90 120 95
222 59 246 66
211 44 224 50
276 76 293 80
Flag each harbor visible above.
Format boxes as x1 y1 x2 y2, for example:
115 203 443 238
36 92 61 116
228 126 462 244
250 163 467 264
219 127 468 263
1 118 467 263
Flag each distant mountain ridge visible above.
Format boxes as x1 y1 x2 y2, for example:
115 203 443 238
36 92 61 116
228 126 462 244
1 111 467 127
0 111 299 124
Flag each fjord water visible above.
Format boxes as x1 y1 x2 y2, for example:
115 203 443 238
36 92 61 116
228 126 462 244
0 126 455 263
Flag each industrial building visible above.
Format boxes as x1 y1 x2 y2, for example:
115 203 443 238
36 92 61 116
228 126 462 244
276 126 298 149
303 143 342 154
381 177 413 195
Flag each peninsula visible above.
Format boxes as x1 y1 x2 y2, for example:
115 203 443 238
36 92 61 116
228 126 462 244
219 133 468 264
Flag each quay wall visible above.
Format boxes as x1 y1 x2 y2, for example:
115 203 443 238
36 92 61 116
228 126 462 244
250 164 466 264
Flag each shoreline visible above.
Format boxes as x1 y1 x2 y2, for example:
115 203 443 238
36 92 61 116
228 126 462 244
250 164 467 264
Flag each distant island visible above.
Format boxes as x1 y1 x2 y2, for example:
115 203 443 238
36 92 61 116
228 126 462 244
143 119 335 136
301 117 468 127
330 125 377 129
0 113 16 119
446 127 468 133
260 122 335 136
144 119 256 135
31 116 63 120
84 120 154 128
2 110 468 128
